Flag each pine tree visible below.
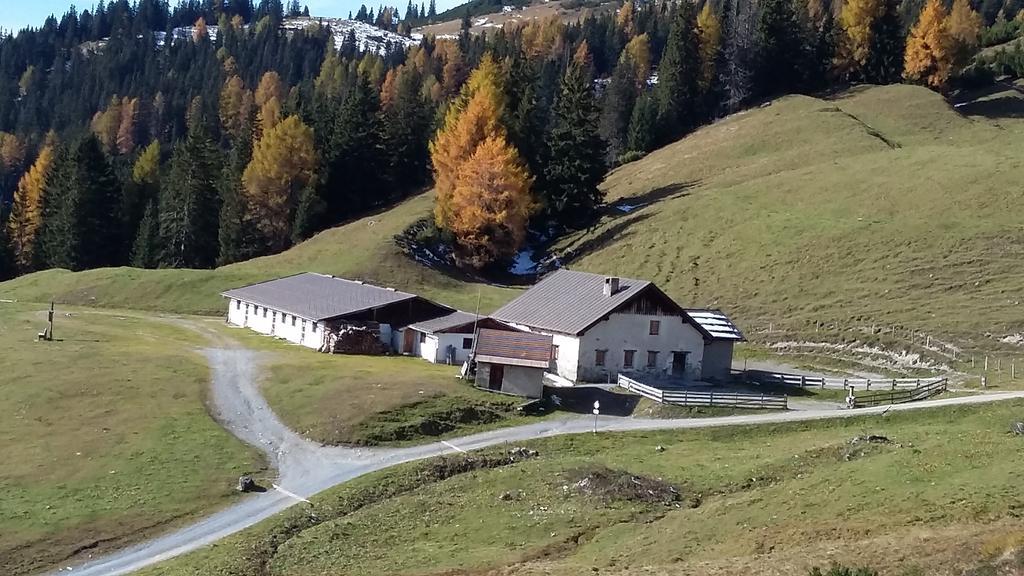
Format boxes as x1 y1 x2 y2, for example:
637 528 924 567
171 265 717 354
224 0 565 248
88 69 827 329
543 49 607 229
626 92 657 154
242 115 318 252
159 123 221 269
218 135 255 266
504 51 548 194
428 0 437 19
904 0 954 89
123 141 161 262
324 75 386 219
448 135 534 269
864 0 905 83
384 66 432 191
756 0 808 96
7 143 54 271
600 54 639 162
130 199 159 268
655 1 701 142
38 137 122 271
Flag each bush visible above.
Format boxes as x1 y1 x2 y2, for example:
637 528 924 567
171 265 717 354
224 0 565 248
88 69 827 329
981 20 1022 47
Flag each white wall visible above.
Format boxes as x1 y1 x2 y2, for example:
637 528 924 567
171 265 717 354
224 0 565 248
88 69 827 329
575 313 706 383
409 330 476 364
504 321 579 381
225 298 323 350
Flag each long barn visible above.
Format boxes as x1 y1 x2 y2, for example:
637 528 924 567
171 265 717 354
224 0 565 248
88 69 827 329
222 273 451 352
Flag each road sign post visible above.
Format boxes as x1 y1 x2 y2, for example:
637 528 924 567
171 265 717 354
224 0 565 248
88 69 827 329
592 400 600 433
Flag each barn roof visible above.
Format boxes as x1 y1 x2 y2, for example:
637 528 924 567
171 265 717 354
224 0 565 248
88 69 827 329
408 310 480 334
685 309 746 341
491 269 684 335
475 328 553 369
221 272 424 322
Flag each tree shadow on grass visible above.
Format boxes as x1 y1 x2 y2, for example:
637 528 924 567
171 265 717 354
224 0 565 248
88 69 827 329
955 95 1024 120
605 181 698 215
559 212 654 266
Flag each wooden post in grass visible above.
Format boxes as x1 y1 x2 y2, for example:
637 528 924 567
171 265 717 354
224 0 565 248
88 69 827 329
1013 363 1016 380
985 356 989 372
46 301 54 341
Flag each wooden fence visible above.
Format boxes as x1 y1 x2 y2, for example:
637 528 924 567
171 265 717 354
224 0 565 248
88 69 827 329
734 369 946 391
851 378 948 408
618 375 789 410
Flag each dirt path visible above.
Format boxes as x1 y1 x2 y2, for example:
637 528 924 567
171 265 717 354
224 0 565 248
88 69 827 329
54 320 1024 576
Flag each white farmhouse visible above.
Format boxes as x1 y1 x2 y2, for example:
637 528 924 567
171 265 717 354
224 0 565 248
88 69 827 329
491 269 743 383
222 272 451 352
401 311 514 365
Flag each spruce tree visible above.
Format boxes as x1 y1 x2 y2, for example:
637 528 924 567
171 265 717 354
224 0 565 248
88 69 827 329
159 123 221 269
600 54 639 162
38 137 121 271
218 133 255 266
324 75 386 219
626 92 657 155
542 51 607 229
865 0 905 83
384 67 432 191
130 199 159 268
654 1 701 143
756 0 809 96
504 52 548 195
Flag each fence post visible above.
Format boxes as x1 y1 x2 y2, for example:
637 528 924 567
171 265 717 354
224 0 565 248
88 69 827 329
866 379 872 390
709 390 714 407
843 378 848 390
972 356 975 369
801 375 806 387
985 356 989 372
891 378 896 390
1013 363 1016 380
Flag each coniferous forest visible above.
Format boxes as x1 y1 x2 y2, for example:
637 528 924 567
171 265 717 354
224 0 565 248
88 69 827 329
0 0 999 278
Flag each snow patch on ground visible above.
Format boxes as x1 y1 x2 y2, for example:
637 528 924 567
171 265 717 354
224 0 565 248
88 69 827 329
1001 333 1024 345
616 203 644 213
162 17 415 55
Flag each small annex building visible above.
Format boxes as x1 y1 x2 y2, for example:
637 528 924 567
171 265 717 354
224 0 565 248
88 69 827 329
401 311 513 365
473 328 553 398
491 269 744 383
222 272 451 353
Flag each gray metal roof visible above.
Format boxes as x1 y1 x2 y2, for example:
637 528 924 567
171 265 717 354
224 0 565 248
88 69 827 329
221 273 418 322
492 269 659 335
408 310 480 334
685 309 746 341
475 328 553 369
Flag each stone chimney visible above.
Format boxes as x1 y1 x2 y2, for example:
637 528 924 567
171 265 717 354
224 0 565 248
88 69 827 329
603 277 620 297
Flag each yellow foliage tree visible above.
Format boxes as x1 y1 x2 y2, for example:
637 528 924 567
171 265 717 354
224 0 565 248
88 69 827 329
255 71 285 135
7 143 54 270
837 0 883 75
430 53 507 231
617 1 636 36
623 34 652 87
904 0 954 89
242 115 318 250
193 17 209 42
0 132 26 174
117 97 139 155
91 96 123 154
697 4 722 91
220 75 254 141
947 0 982 67
448 135 534 268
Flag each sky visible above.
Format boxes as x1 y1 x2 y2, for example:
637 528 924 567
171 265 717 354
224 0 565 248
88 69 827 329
0 0 465 34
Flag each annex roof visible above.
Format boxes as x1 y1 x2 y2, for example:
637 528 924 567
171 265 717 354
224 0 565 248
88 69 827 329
221 272 420 322
408 310 481 334
492 269 678 335
685 309 746 341
475 328 553 369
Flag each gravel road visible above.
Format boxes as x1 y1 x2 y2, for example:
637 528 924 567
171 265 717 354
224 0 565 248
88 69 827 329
53 325 1024 576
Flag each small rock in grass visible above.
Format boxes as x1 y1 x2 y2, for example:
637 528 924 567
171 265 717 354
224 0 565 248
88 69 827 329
655 445 665 452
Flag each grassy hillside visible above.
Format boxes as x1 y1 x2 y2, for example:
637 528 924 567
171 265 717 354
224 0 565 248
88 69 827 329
0 193 518 315
141 400 1024 576
558 84 1024 355
0 304 263 575
5 84 1024 358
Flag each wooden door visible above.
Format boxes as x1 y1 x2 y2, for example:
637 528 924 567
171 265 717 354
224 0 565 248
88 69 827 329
488 364 504 390
403 329 415 354
672 352 688 377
